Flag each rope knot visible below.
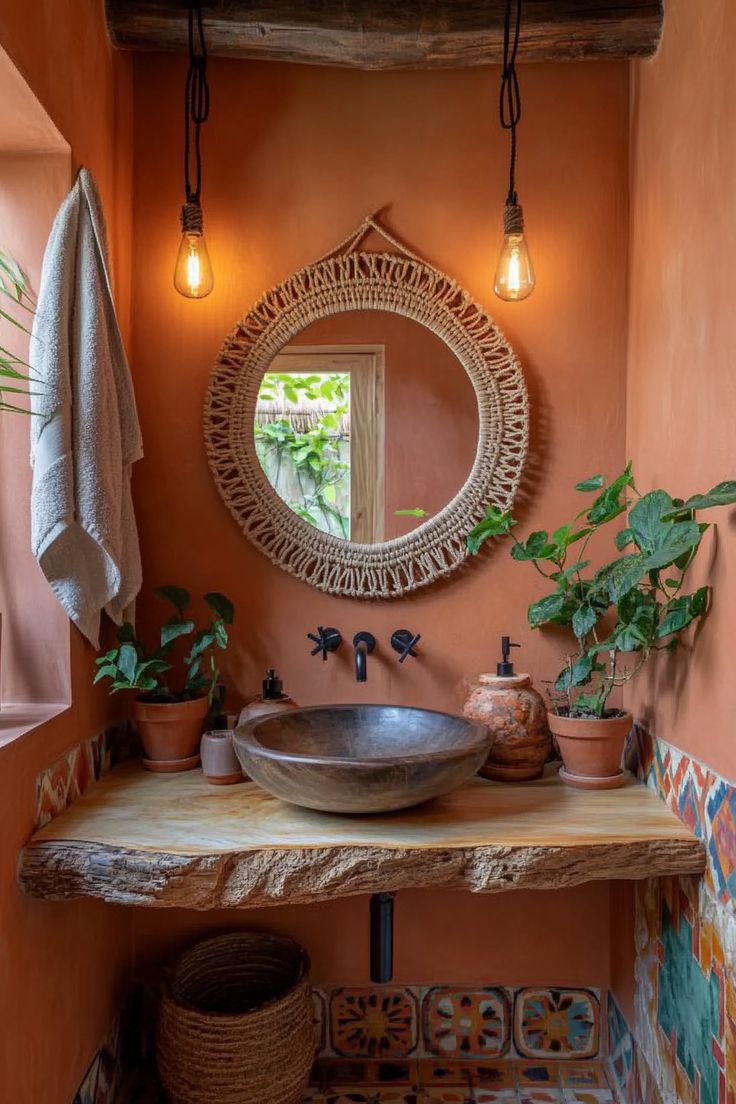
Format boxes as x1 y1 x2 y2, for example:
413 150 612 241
503 203 525 236
181 201 204 234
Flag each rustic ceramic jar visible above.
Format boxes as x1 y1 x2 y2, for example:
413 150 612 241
201 729 243 785
462 672 552 781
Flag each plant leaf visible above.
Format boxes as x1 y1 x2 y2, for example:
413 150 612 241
117 643 139 685
555 653 594 691
528 591 577 628
605 553 648 602
160 619 195 648
154 585 190 614
572 604 598 639
575 474 605 492
204 592 235 624
668 481 736 514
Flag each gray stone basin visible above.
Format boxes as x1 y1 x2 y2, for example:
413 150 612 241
233 704 491 814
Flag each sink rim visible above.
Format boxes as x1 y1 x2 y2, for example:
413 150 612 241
234 703 490 769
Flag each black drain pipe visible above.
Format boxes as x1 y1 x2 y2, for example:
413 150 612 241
369 892 395 982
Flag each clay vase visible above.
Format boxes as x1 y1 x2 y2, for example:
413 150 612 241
133 696 209 772
462 673 552 781
201 729 243 785
547 710 632 789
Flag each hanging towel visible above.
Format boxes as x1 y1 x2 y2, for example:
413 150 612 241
30 168 143 648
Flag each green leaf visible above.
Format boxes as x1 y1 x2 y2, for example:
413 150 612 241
605 554 648 602
656 587 710 638
644 521 702 569
467 507 517 554
512 530 557 562
213 620 229 648
628 490 674 551
154 586 190 614
528 591 577 628
117 643 139 685
395 507 428 518
587 463 634 524
615 528 635 551
160 619 195 648
668 481 736 514
93 664 118 685
555 653 594 691
572 604 598 639
575 474 605 492
204 592 234 624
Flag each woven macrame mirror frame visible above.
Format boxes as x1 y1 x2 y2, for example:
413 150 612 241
204 216 529 599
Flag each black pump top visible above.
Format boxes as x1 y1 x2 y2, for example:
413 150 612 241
262 669 284 700
497 636 521 676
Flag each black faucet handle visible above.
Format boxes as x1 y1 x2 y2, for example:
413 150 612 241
390 629 422 664
307 626 342 661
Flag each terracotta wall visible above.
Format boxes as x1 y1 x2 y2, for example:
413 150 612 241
625 0 736 785
130 56 630 983
0 4 134 1102
610 0 736 1038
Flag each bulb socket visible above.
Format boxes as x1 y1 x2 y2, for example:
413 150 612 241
503 203 524 236
181 200 204 234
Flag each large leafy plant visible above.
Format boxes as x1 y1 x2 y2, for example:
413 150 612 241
468 465 736 718
0 249 41 413
94 587 235 705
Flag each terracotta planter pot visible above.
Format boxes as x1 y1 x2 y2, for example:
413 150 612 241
133 696 209 771
547 710 632 789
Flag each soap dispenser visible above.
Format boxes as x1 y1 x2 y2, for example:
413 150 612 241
237 670 298 727
462 637 552 781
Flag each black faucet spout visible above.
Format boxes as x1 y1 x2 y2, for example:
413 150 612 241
352 631 376 683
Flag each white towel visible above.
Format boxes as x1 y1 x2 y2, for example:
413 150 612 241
30 168 143 648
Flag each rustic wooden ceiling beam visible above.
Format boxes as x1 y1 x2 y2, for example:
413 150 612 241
105 1 664 68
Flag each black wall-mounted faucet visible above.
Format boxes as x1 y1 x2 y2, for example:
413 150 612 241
390 629 421 663
307 626 342 661
353 631 376 682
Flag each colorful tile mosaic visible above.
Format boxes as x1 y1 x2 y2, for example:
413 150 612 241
423 988 511 1058
35 720 134 830
307 1058 617 1104
625 726 736 1104
315 989 601 1062
329 988 419 1058
514 990 599 1060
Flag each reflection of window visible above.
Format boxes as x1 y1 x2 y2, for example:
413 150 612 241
255 347 385 542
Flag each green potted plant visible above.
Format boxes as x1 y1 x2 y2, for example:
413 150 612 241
94 586 235 771
468 465 736 788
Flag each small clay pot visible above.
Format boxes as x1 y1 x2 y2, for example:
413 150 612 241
133 696 208 771
548 709 632 789
201 729 243 785
463 673 552 781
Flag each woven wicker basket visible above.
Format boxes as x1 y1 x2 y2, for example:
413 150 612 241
157 931 314 1104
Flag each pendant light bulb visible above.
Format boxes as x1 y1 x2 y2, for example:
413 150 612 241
174 201 214 299
493 203 535 302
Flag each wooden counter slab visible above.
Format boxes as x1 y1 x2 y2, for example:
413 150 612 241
18 763 704 909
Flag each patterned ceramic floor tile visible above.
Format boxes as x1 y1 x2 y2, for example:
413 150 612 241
561 1092 614 1103
558 1064 609 1089
423 988 511 1058
420 1088 473 1104
415 1061 471 1086
324 1090 418 1104
330 989 419 1058
515 1062 560 1086
518 1092 562 1103
514 990 599 1060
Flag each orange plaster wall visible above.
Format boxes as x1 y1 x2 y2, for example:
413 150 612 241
0 4 135 1102
610 0 736 1029
625 0 736 784
130 57 629 985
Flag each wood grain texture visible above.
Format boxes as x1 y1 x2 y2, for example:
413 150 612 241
19 762 704 909
105 1 664 67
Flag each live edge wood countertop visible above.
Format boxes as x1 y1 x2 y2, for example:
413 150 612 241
18 763 704 910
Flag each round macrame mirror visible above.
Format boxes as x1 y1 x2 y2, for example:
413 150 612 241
204 216 529 599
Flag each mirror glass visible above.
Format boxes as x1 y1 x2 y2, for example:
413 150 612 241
253 310 478 543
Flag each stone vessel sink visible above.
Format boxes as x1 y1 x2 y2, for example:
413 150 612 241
233 704 491 814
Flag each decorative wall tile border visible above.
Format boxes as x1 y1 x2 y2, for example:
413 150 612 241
623 726 736 1104
72 1016 121 1104
313 988 601 1062
626 726 736 914
35 720 136 830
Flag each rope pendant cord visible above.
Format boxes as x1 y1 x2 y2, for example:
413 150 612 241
499 0 523 215
182 0 210 230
